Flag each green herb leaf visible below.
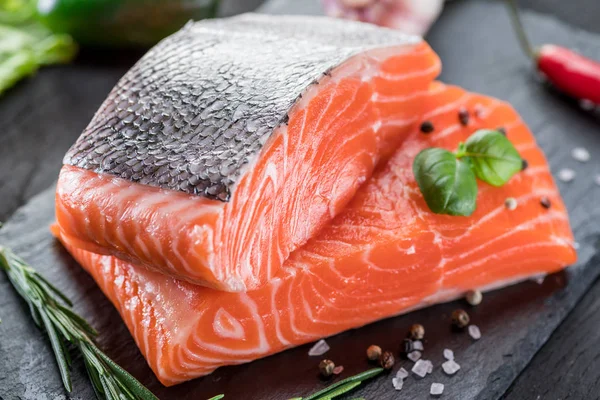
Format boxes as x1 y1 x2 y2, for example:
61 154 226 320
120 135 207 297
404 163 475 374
463 129 522 187
413 148 478 216
0 246 158 400
303 368 383 400
207 395 225 400
315 381 362 400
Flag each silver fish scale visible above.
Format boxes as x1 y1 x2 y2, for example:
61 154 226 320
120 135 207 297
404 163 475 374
64 14 419 201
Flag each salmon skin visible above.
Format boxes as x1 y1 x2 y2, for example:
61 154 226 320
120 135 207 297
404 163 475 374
56 83 576 386
55 14 441 292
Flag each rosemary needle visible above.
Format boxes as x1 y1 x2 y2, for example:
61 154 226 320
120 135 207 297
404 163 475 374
207 395 225 400
0 246 158 400
303 368 384 400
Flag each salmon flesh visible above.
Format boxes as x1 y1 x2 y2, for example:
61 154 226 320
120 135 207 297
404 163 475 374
55 14 441 292
55 82 576 386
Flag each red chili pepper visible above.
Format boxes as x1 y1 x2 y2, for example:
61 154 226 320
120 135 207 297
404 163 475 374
507 0 600 106
536 45 600 105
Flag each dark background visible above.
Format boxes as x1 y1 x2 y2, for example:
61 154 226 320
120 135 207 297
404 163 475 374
1 0 599 399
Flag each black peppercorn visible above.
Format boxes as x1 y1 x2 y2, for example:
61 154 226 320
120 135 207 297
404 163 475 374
497 126 507 135
451 309 470 329
379 351 395 370
420 121 434 134
521 159 528 171
540 196 552 209
319 359 335 377
402 338 414 355
458 108 470 126
409 324 425 340
366 345 382 361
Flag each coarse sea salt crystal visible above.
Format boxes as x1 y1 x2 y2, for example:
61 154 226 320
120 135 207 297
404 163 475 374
308 339 330 356
412 359 429 378
423 360 433 374
413 340 424 351
443 349 454 360
572 147 590 162
407 351 422 362
468 325 482 340
392 377 404 391
557 168 576 182
430 382 444 396
442 359 461 375
595 175 600 186
396 367 409 380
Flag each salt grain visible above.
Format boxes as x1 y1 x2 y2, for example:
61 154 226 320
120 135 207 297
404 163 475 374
396 367 409 380
468 325 482 340
558 168 576 183
443 349 454 360
423 360 433 374
572 147 590 162
333 365 344 375
413 340 424 351
407 351 422 362
412 359 429 378
392 377 404 391
308 339 330 356
430 383 444 396
595 175 600 186
504 197 517 210
442 359 461 375
580 99 595 111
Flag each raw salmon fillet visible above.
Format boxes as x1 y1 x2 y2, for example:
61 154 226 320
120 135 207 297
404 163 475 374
55 83 576 386
54 14 441 292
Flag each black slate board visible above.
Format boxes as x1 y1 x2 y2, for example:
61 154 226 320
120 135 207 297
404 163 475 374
1 1 600 399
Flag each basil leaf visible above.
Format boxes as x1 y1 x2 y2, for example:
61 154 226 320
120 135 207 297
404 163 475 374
463 129 522 187
413 148 477 216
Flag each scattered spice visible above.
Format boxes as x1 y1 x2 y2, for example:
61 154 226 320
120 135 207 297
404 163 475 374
420 120 435 134
442 359 461 375
396 368 409 380
458 108 470 126
521 159 528 171
451 309 470 329
308 339 330 356
411 359 429 378
319 359 335 377
430 382 445 396
402 338 414 355
366 345 382 361
465 289 483 306
540 196 552 209
504 197 518 211
468 325 482 340
407 351 422 362
443 349 454 361
497 126 507 135
571 147 590 162
379 351 395 370
413 340 424 351
557 168 576 183
333 365 344 375
409 323 425 340
392 377 404 391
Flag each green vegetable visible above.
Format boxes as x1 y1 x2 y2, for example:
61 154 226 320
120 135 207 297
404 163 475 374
0 246 158 400
0 2 77 96
413 129 522 216
207 395 225 400
413 148 478 217
303 368 383 400
37 0 221 47
462 129 523 186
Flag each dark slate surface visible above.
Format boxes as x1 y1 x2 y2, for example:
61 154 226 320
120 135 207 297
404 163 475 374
1 1 600 399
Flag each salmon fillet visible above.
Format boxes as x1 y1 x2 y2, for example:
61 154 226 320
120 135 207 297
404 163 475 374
55 83 576 386
54 14 441 292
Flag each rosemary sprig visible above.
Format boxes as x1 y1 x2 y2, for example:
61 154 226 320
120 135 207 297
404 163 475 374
0 246 158 400
301 367 384 400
